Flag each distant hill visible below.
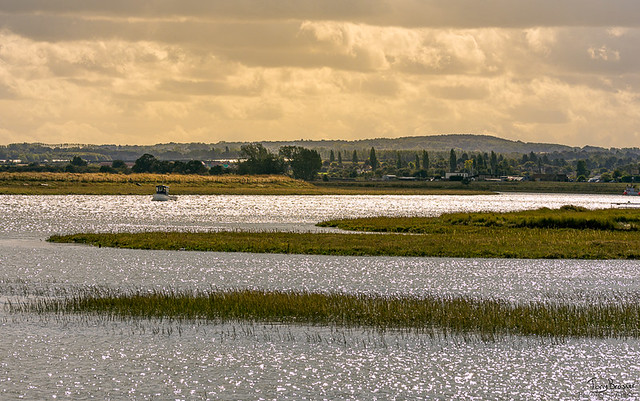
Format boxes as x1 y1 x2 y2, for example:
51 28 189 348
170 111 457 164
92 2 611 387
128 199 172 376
231 134 581 154
1 134 626 162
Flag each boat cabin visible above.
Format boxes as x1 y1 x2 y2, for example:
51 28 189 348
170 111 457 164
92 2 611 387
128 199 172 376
155 185 169 195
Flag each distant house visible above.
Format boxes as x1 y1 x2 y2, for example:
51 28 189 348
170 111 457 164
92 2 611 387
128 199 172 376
501 176 525 182
531 173 569 182
382 175 397 181
445 172 469 180
205 159 238 169
477 174 500 181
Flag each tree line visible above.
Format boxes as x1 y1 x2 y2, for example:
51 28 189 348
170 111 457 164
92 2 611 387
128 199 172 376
3 144 640 182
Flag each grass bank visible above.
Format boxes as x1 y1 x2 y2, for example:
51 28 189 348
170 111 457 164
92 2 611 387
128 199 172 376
0 172 490 195
318 205 640 232
0 172 315 195
1 172 631 195
13 289 640 338
314 180 627 195
0 172 493 195
48 206 640 259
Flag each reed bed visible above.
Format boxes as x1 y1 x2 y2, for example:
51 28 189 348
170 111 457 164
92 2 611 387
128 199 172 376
0 172 489 195
49 223 640 259
314 180 625 195
11 289 640 339
319 206 640 232
0 172 304 185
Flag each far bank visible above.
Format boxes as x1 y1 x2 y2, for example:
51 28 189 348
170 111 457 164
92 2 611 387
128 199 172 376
0 172 633 195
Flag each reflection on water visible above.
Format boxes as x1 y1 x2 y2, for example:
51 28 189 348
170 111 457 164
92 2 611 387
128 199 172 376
2 317 638 400
2 239 639 305
1 194 639 399
0 193 627 237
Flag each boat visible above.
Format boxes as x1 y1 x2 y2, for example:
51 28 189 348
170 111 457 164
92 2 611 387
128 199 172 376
152 185 177 201
623 186 639 196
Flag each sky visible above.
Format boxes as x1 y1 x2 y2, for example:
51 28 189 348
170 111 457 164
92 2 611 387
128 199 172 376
0 1 639 148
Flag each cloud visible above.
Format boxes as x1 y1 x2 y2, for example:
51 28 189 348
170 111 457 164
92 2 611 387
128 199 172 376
0 4 640 148
429 83 489 100
1 0 639 28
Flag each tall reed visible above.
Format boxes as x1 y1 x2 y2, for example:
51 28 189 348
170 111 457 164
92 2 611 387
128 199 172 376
13 289 640 339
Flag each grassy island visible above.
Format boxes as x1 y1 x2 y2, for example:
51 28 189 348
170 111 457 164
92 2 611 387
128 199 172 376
0 172 490 195
49 206 640 259
14 289 640 338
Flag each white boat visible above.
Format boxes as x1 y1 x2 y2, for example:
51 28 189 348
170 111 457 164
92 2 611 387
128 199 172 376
623 186 639 196
152 185 177 201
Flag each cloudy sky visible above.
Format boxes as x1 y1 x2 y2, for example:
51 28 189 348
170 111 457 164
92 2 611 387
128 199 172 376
0 1 639 147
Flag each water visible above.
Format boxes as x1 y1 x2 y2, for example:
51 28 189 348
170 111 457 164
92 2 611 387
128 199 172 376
1 194 639 399
0 192 625 236
2 240 639 305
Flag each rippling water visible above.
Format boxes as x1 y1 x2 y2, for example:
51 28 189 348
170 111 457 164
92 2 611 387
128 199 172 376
1 194 639 399
0 192 626 236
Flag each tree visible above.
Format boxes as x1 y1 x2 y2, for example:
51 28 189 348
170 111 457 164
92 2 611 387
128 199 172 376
576 160 589 178
369 147 378 170
476 154 484 172
210 165 225 175
613 169 623 181
329 150 335 163
171 160 186 174
280 146 322 181
490 151 498 175
112 160 127 169
184 160 208 175
449 149 457 172
414 153 420 170
337 151 342 165
352 150 358 164
422 150 429 174
237 143 285 175
464 159 474 174
396 152 403 169
70 156 87 167
132 154 159 173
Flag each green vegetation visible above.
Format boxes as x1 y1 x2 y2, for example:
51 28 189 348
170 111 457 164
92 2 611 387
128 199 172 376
13 289 640 338
0 172 319 195
313 179 626 194
2 171 632 195
48 207 640 259
0 172 490 195
319 205 640 232
279 146 323 180
5 135 640 183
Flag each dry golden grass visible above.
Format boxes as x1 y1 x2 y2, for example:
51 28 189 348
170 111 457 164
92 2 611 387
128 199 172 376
0 172 492 195
0 172 308 185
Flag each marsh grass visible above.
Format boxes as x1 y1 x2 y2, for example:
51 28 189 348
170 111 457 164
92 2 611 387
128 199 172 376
314 180 626 194
0 172 490 195
0 172 305 184
11 289 640 339
319 205 640 232
47 229 640 259
0 172 317 195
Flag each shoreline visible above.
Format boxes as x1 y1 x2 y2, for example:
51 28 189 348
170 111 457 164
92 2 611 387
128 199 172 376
0 172 631 195
47 207 640 260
